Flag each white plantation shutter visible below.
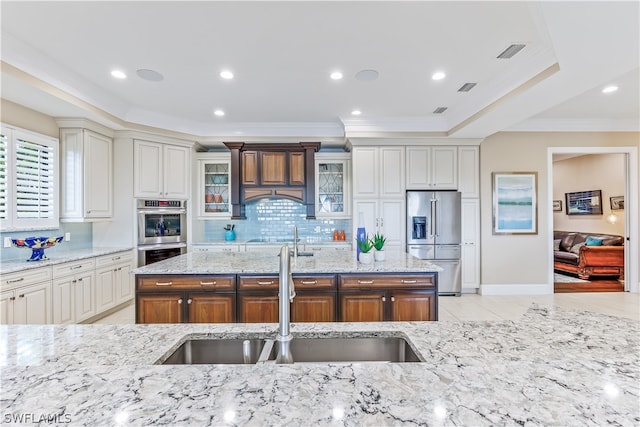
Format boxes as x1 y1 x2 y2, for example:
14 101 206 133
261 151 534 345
0 132 8 226
0 125 59 230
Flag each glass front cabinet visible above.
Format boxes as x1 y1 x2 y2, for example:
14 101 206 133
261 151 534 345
196 153 231 218
315 152 351 218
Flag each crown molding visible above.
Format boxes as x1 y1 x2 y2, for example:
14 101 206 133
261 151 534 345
507 118 640 132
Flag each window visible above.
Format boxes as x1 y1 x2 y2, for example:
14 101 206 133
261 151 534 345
0 124 59 231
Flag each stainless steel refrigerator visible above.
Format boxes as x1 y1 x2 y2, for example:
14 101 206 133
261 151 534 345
406 191 462 296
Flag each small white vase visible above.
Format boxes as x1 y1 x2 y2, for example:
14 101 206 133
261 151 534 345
374 250 385 262
359 252 373 264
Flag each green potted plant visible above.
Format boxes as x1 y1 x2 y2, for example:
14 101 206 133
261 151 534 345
372 232 387 261
356 235 374 264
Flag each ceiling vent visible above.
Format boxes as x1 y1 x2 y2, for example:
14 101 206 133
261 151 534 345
458 83 477 92
433 107 448 114
497 44 526 59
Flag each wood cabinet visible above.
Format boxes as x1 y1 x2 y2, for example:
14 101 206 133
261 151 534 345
136 275 235 323
315 153 351 218
237 275 279 323
134 139 190 199
59 127 113 221
339 274 437 322
52 259 96 324
291 275 336 322
406 146 457 190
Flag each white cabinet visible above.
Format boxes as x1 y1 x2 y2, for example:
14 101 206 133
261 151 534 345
315 153 351 218
353 199 405 249
352 147 405 198
458 146 480 198
461 199 480 289
52 259 96 324
406 146 457 190
1 266 52 324
95 251 134 312
134 140 190 199
196 153 232 218
59 128 113 221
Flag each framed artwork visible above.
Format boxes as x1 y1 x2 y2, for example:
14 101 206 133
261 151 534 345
565 190 603 215
492 172 538 235
610 196 624 210
552 200 562 212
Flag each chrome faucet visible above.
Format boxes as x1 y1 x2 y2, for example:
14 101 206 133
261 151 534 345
293 225 299 258
275 245 296 364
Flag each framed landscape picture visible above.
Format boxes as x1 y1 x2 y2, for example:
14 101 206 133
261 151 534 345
492 172 538 235
610 196 624 210
565 190 603 215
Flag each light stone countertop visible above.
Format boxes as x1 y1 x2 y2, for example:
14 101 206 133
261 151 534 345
131 249 442 275
1 305 638 426
0 247 134 275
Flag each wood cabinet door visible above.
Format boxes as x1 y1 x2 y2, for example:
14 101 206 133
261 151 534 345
242 151 258 185
188 293 235 323
340 293 385 322
289 152 305 185
261 152 286 185
291 293 335 322
137 294 183 323
389 292 434 321
238 294 278 323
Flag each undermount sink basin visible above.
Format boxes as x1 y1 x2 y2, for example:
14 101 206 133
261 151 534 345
161 338 265 364
160 337 420 365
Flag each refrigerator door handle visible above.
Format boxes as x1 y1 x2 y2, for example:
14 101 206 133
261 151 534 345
434 199 439 236
430 199 436 236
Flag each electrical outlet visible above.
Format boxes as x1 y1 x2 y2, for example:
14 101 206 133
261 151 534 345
65 232 71 241
3 237 11 248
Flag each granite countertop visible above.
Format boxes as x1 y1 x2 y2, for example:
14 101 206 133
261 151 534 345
0 247 134 275
132 249 442 275
191 240 351 246
1 305 638 425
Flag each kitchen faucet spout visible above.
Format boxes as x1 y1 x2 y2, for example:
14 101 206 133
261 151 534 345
275 245 295 364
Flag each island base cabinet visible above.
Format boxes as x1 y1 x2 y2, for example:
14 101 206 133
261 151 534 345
137 294 183 323
188 294 235 323
340 293 386 322
291 294 336 322
237 295 278 323
389 292 435 322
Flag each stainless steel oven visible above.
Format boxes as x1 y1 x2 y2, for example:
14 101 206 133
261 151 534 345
137 199 187 266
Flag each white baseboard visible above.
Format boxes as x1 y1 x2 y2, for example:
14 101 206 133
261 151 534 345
461 288 479 294
479 283 553 295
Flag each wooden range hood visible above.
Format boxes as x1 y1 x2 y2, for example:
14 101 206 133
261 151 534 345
224 142 320 220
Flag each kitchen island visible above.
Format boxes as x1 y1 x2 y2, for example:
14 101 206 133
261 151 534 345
1 306 638 425
133 249 442 323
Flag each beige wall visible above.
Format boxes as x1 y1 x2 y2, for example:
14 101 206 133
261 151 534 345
480 131 639 286
553 154 625 235
1 99 59 138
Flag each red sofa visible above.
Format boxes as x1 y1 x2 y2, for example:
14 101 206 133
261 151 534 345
554 230 624 280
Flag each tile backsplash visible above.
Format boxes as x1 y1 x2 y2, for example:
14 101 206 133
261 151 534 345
202 198 351 242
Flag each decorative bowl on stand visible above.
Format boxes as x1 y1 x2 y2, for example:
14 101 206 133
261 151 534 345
11 236 64 261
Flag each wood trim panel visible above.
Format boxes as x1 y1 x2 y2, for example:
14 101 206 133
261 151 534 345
289 152 305 185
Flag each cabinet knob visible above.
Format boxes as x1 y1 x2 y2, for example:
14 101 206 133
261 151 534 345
86 211 91 214
391 296 395 302
187 298 193 305
72 280 77 283
382 296 386 302
178 298 183 304
9 296 15 301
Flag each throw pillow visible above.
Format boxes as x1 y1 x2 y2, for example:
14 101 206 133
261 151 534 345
585 236 603 246
553 239 561 251
570 241 586 254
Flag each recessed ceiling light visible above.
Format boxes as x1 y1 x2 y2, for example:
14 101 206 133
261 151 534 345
136 69 164 82
220 70 234 80
214 110 225 117
111 70 127 79
602 85 619 94
330 71 343 80
432 71 446 81
351 110 362 116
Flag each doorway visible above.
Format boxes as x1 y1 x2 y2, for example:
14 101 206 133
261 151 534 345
548 147 638 294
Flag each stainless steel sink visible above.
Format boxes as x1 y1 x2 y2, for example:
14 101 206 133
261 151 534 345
262 337 421 363
160 336 421 365
161 338 265 364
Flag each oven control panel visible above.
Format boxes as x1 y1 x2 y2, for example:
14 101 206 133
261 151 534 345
138 200 184 208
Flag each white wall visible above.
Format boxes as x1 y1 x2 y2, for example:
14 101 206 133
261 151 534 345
1 99 59 137
480 132 639 291
553 154 625 236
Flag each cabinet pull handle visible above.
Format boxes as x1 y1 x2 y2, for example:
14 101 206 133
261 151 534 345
178 298 183 304
72 280 77 283
380 218 384 227
187 299 193 305
382 296 386 302
401 279 418 284
9 296 15 301
78 278 83 282
112 256 121 261
113 268 118 272
257 280 274 285
71 265 83 270
7 278 24 284
357 280 374 285
391 296 395 302
155 281 173 286
200 281 217 286
18 294 25 298
300 280 317 285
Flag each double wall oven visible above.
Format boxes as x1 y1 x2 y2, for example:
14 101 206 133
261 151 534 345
137 199 187 266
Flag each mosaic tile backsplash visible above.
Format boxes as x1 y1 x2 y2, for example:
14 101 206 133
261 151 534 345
203 198 351 242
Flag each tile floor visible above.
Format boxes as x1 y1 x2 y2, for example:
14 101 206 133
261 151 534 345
93 292 640 324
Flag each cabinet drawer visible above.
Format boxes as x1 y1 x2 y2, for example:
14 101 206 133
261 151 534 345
138 275 235 290
52 259 96 278
238 276 279 290
94 251 132 268
292 275 336 290
1 267 52 290
339 274 435 289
